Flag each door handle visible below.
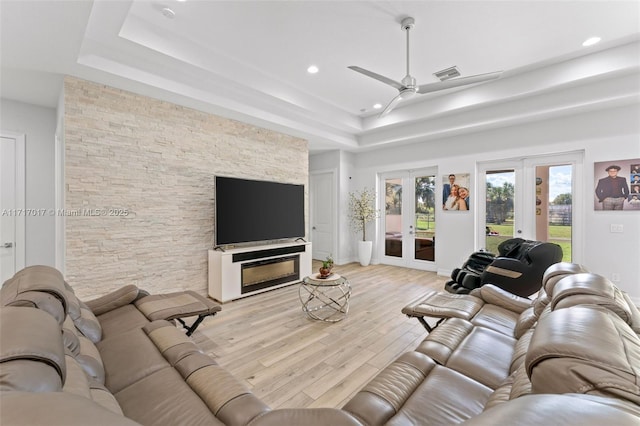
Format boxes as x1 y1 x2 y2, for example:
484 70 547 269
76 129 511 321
3 242 13 248
312 226 317 230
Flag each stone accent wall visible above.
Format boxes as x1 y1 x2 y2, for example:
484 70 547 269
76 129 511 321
64 77 308 299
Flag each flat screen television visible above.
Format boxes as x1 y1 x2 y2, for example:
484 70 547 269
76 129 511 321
215 176 305 246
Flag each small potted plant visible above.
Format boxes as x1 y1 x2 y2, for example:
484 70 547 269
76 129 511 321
319 254 334 278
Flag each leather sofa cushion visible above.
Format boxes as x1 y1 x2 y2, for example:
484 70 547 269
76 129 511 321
526 306 640 405
244 408 362 426
384 366 492 425
63 352 123 415
465 394 640 426
470 304 520 336
621 291 640 333
0 307 66 392
0 392 140 426
97 327 169 394
446 326 515 389
84 284 140 317
72 298 103 343
135 291 221 321
97 304 151 341
474 285 531 313
115 367 224 425
143 320 201 365
343 351 493 425
514 306 537 339
416 318 516 389
1 265 69 325
542 262 589 293
62 315 105 383
551 273 634 325
401 290 483 321
416 318 474 364
510 328 534 374
76 335 105 384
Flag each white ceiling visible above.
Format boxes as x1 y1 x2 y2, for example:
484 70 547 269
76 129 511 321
1 1 639 153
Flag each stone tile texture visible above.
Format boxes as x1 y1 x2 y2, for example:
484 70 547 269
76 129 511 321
64 77 308 299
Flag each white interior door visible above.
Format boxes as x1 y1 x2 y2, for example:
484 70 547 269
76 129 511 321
1 134 26 282
310 171 335 261
477 152 582 262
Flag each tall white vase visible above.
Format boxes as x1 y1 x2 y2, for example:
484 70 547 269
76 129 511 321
358 241 373 266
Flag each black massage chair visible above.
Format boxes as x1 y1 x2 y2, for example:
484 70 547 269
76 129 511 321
445 238 563 297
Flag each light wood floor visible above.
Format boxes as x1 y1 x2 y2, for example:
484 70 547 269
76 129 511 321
191 262 446 409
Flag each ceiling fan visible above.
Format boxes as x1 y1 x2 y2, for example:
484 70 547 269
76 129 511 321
349 17 503 117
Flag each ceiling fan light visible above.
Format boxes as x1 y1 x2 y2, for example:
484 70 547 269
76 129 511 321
582 36 601 47
161 7 176 19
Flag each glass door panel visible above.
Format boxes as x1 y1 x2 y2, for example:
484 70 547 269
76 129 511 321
384 178 402 258
380 169 437 270
414 175 436 261
536 164 572 262
485 170 516 254
479 153 580 262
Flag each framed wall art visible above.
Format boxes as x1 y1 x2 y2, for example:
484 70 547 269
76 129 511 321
594 158 640 211
442 173 470 211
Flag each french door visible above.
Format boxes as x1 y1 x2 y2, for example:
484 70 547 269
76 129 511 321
379 169 437 271
477 152 583 262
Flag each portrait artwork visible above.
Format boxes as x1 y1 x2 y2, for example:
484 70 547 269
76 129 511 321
442 173 470 211
594 158 640 211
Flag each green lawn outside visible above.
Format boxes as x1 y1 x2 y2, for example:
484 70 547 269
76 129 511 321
414 217 571 261
485 222 572 262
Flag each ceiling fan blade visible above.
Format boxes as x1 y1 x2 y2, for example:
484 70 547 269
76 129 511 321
417 71 503 94
348 66 405 91
379 92 405 117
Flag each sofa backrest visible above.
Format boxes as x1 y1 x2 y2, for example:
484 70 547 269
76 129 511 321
1 265 69 324
0 306 66 392
550 273 639 332
526 305 640 405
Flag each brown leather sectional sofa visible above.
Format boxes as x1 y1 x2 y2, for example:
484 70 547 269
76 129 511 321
1 264 639 425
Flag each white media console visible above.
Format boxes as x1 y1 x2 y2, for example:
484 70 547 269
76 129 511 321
208 241 312 302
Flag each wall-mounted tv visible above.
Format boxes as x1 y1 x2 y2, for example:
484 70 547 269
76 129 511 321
215 176 305 246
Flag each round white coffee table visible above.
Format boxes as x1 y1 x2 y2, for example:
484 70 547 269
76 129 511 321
299 273 351 322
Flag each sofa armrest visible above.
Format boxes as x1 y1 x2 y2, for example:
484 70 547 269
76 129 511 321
476 284 532 313
248 408 363 426
343 351 436 426
84 285 139 316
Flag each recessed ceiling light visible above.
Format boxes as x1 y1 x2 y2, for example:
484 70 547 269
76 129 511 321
373 103 382 109
582 37 601 47
307 65 319 74
162 7 176 19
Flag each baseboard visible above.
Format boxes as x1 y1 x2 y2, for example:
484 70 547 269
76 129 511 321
437 268 453 278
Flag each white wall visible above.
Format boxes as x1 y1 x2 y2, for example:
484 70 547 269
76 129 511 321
0 98 56 267
345 104 640 300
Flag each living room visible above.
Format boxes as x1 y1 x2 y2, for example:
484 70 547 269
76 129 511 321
1 1 639 425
